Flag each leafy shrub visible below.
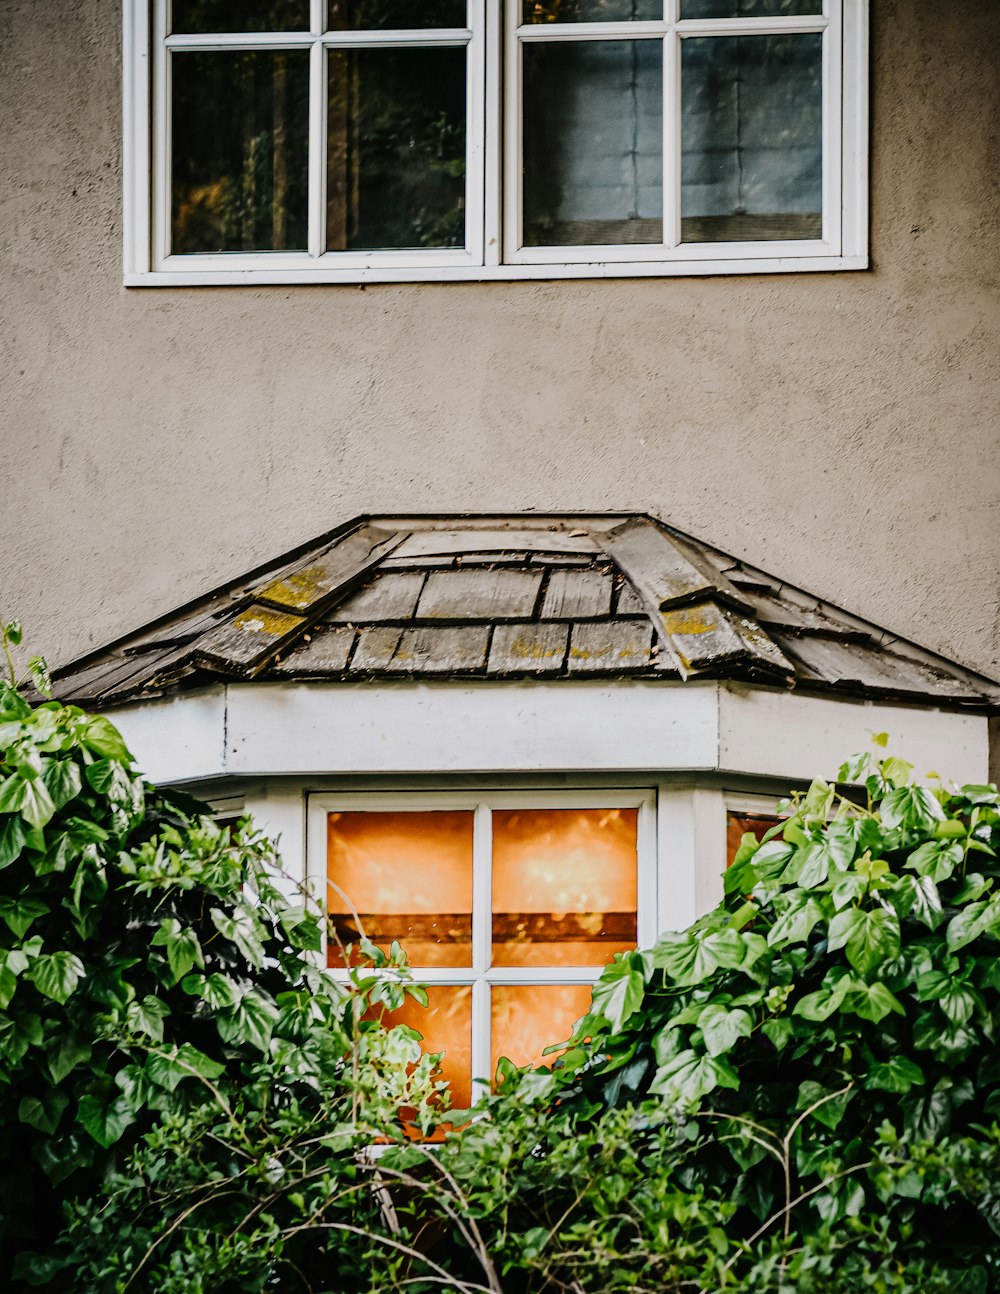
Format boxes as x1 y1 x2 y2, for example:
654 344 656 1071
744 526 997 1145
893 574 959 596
0 674 437 1289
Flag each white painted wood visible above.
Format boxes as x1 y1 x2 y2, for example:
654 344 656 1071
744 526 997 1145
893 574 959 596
126 0 867 283
692 785 727 918
109 687 226 785
655 784 699 936
125 254 869 286
718 684 990 787
225 681 720 776
242 783 308 900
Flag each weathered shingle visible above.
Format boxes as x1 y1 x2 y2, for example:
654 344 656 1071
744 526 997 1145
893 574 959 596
415 569 542 621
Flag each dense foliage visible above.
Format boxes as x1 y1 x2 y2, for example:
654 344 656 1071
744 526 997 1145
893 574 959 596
2 618 1000 1291
0 639 437 1289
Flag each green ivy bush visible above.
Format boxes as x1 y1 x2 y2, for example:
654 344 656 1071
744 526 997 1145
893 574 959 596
0 661 439 1290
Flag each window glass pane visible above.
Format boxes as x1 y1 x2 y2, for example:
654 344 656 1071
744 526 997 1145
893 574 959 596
681 33 823 242
726 812 784 867
491 808 638 967
680 0 820 16
171 51 309 253
327 0 467 28
522 41 663 247
326 811 473 968
491 983 594 1075
171 1 308 32
522 0 661 22
378 985 473 1110
327 48 466 251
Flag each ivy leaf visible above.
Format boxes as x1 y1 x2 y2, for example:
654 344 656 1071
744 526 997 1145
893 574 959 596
47 1033 92 1085
829 907 899 976
0 773 56 829
217 991 279 1052
78 716 132 763
591 955 645 1030
843 980 905 1023
794 973 855 1023
903 1078 957 1141
77 1093 135 1149
698 1005 752 1058
151 918 204 983
946 900 995 952
905 840 962 883
767 896 825 950
865 1056 924 1094
889 873 943 928
28 951 85 1004
146 1043 225 1093
0 896 49 939
125 995 170 1043
881 786 945 833
84 760 132 802
18 1090 69 1135
796 1080 852 1131
40 758 81 812
210 906 266 970
649 1050 739 1105
0 814 27 869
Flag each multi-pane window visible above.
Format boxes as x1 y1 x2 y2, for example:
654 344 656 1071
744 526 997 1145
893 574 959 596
126 1 867 282
314 792 655 1105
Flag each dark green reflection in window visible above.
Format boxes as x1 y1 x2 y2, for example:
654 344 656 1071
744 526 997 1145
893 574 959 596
681 34 822 243
523 41 662 247
680 1 820 18
522 0 661 21
171 51 309 253
327 1 467 28
171 0 308 32
327 47 466 251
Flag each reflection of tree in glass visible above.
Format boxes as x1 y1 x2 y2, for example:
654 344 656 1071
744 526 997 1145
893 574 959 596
327 48 466 252
171 0 307 33
328 0 467 28
522 0 659 22
171 50 309 253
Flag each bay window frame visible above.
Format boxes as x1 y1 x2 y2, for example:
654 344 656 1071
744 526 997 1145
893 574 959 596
306 787 658 1096
124 0 868 284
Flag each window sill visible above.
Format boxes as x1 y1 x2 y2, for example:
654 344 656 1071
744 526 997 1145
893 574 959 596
124 252 869 287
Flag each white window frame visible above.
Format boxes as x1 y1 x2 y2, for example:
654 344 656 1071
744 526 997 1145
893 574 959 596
123 0 868 285
306 787 658 1096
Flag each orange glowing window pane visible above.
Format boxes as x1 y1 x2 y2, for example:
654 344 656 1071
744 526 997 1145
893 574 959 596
490 983 594 1076
326 811 473 969
491 808 638 967
726 813 784 867
379 984 474 1111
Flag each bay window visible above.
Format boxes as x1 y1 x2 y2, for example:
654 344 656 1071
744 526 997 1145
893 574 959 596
124 0 868 282
311 791 657 1105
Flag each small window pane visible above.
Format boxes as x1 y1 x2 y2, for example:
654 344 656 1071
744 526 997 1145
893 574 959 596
327 48 467 251
327 0 467 28
326 811 473 968
170 1 308 32
171 51 309 253
680 0 820 16
492 808 638 967
523 41 663 248
726 812 784 867
491 984 594 1075
681 33 823 243
379 985 473 1111
522 0 661 21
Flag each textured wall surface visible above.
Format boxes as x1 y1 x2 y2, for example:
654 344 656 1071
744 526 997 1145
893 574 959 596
1 2 998 680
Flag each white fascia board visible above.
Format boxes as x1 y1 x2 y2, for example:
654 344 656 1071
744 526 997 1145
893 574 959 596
224 680 720 776
108 687 227 784
719 684 990 787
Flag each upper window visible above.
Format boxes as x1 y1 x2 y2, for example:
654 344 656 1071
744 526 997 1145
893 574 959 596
125 1 867 283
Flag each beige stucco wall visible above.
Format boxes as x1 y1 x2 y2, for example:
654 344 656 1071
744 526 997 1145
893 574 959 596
1 1 998 681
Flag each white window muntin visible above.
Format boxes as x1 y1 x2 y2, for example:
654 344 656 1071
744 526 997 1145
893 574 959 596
149 0 486 273
126 1 868 283
306 788 657 1093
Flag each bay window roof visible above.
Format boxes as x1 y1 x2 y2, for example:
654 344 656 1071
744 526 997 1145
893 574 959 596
51 514 1000 713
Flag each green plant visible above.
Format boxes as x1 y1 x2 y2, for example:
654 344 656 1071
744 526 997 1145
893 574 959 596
0 662 437 1288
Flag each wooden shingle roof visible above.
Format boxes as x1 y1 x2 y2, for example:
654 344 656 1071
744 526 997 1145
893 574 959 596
51 514 1000 712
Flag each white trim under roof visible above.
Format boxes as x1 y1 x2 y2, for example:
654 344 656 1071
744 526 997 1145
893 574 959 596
107 679 989 789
